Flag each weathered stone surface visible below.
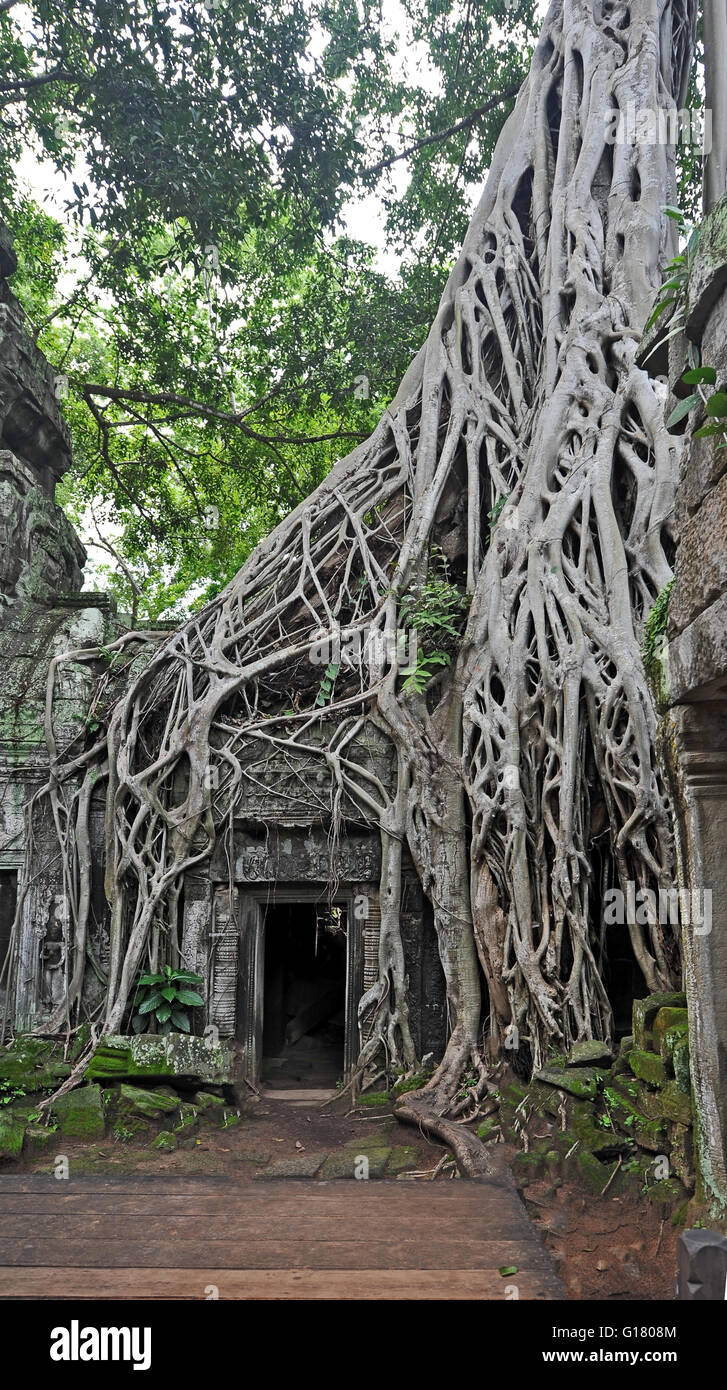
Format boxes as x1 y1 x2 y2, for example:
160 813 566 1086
657 1082 693 1126
53 1084 105 1139
117 1084 178 1119
387 1145 419 1174
0 1037 72 1092
85 1034 234 1085
670 470 727 635
668 593 727 702
152 1130 177 1151
678 1227 727 1299
632 992 686 1050
320 1148 389 1179
566 1040 613 1068
686 194 727 339
627 1047 666 1086
673 1037 691 1094
535 1067 602 1099
258 1153 325 1179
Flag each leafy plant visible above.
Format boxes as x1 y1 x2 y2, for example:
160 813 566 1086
644 206 700 354
641 579 674 677
398 546 468 694
314 661 340 708
486 493 510 541
131 965 204 1035
0 1081 26 1106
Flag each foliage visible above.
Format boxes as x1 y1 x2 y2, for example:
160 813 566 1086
642 580 674 675
399 548 468 693
131 966 204 1036
0 0 546 619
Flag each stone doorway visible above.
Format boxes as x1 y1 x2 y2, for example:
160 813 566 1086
262 901 347 1088
237 888 365 1088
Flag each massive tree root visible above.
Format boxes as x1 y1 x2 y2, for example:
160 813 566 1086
12 0 698 1137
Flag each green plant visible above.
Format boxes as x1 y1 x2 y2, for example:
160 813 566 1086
131 965 204 1035
0 1081 27 1106
641 579 674 676
314 660 340 708
644 206 700 354
398 546 468 694
486 493 510 541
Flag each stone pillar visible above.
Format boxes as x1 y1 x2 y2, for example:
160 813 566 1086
657 194 727 1216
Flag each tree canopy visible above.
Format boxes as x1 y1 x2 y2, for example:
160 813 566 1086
1 0 545 619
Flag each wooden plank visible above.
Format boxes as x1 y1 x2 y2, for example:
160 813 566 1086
0 1267 557 1300
0 1207 535 1239
0 1237 552 1270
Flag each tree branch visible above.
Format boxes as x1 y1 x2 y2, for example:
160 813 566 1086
80 382 368 447
363 86 520 178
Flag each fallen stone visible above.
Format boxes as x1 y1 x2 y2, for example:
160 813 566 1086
0 1037 72 1093
660 1021 689 1063
53 1084 105 1139
258 1153 325 1179
387 1144 419 1173
152 1130 176 1151
535 1067 602 1100
567 1040 613 1068
191 1091 226 1111
321 1148 390 1179
85 1034 234 1086
627 1048 666 1086
632 992 686 1050
656 1082 693 1126
678 1227 727 1299
576 1150 619 1194
653 1007 688 1054
22 1123 54 1156
117 1084 178 1119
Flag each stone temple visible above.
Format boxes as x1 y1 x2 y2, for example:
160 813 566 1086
0 220 446 1088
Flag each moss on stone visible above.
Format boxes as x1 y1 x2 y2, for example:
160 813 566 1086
652 1007 688 1054
152 1130 177 1151
626 1048 666 1086
0 1111 25 1160
632 992 686 1050
52 1084 105 1139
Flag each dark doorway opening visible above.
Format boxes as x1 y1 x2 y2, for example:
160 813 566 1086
0 870 17 978
262 902 347 1087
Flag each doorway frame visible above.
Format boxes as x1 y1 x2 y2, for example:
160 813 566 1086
237 887 363 1086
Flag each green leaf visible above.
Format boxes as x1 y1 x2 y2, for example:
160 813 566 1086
131 1013 148 1034
666 394 699 428
160 986 177 1002
693 422 724 439
499 1265 519 1277
682 366 717 386
644 296 676 333
138 992 163 1014
706 391 727 417
174 989 204 1007
661 205 684 222
155 1003 172 1022
170 1010 191 1032
137 973 164 987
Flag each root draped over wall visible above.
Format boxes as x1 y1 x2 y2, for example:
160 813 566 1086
9 0 697 1117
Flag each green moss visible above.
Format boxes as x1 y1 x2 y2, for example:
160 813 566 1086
476 1118 500 1142
391 1071 432 1096
626 1048 666 1086
52 1084 105 1139
653 1007 688 1054
0 1111 25 1160
576 1150 619 1194
0 1037 72 1094
152 1130 176 1151
356 1090 391 1107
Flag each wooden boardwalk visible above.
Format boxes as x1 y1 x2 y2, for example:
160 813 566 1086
0 1174 565 1300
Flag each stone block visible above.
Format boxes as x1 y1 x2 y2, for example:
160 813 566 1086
53 1084 105 1139
667 593 727 702
118 1084 178 1119
534 1067 602 1100
672 1037 691 1094
677 1227 727 1298
259 1153 325 1179
626 1048 666 1086
652 1007 688 1053
566 1040 613 1067
669 470 727 634
85 1034 234 1086
152 1130 176 1151
320 1148 390 1179
656 1082 693 1126
632 992 686 1050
